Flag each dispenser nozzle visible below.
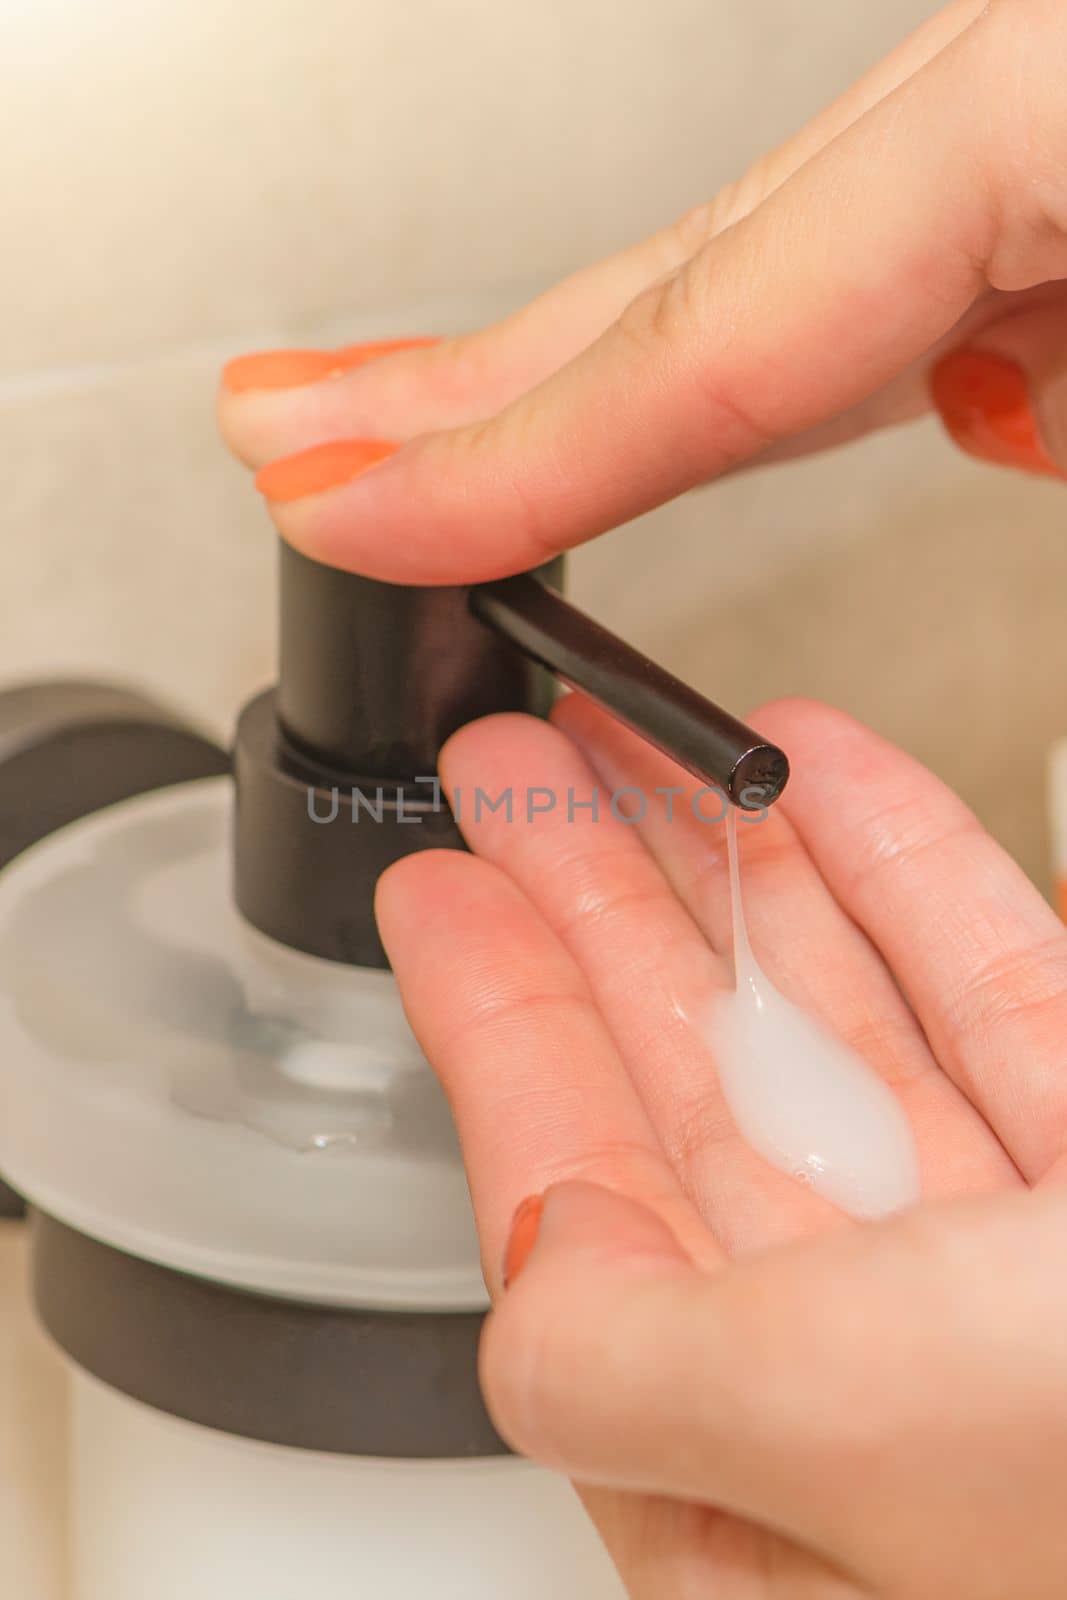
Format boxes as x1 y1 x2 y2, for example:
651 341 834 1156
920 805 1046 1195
470 576 789 810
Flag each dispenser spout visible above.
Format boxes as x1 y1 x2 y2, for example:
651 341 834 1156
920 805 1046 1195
470 575 789 810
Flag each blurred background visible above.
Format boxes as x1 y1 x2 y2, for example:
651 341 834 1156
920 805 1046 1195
3 0 1066 881
4 4 1067 1594
6 0 1067 864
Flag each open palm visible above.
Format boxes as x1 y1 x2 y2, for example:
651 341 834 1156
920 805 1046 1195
375 694 1067 1599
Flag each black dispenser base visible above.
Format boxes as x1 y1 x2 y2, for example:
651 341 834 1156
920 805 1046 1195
31 1211 504 1458
233 689 465 967
233 547 561 966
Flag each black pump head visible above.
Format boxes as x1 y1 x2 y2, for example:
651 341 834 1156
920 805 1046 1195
233 544 789 969
233 545 561 967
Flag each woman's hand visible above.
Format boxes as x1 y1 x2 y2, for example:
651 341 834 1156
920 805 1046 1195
220 0 1067 583
373 695 1067 1598
216 5 1067 1585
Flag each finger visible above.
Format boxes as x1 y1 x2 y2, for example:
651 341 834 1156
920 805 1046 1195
438 711 850 1250
931 294 1067 478
221 0 985 473
374 848 716 1288
550 694 1018 1200
259 6 1051 582
750 698 1067 1183
483 1179 1067 1592
752 280 1067 468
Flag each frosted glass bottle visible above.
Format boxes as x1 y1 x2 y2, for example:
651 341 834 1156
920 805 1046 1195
0 779 623 1600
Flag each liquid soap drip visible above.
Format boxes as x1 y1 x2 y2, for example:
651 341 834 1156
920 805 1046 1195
705 813 921 1220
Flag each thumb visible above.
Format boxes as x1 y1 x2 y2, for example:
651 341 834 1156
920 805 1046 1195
497 1179 696 1297
931 299 1067 480
481 1182 1067 1590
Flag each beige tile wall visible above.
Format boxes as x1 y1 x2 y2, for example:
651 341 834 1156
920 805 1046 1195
3 0 932 375
0 0 1061 866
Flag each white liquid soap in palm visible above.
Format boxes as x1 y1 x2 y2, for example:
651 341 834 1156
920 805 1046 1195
706 814 921 1220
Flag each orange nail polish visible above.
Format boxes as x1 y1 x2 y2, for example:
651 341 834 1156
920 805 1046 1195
255 439 399 503
222 337 439 394
503 1194 545 1289
931 350 1063 479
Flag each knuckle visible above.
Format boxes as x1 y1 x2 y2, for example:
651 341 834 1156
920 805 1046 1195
668 200 716 257
665 168 776 263
615 259 714 372
615 257 773 462
664 197 727 262
614 273 689 359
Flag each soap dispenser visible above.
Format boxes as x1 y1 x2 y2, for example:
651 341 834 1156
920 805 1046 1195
0 545 787 1600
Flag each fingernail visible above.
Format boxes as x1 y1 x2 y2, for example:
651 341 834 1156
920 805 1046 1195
222 337 438 394
503 1194 545 1289
255 439 399 503
931 350 1063 479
